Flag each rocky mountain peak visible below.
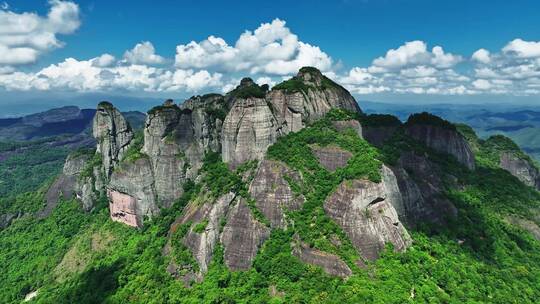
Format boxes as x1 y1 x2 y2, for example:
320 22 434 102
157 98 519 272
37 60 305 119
239 77 256 87
93 101 134 177
297 66 324 85
405 112 475 170
163 99 175 107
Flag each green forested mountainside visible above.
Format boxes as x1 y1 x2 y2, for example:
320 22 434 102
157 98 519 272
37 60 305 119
1 110 540 303
362 101 540 162
0 140 71 199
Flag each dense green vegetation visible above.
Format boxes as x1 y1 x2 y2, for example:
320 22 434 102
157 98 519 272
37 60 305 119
406 111 457 130
0 139 70 198
456 125 539 169
360 114 402 127
267 109 381 265
2 109 540 303
121 131 147 163
272 67 347 94
229 79 268 99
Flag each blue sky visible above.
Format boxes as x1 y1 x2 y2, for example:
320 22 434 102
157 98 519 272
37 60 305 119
1 0 540 107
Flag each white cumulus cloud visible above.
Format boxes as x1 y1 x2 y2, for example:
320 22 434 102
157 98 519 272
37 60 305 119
175 19 332 75
123 41 165 65
472 48 491 64
372 40 462 71
502 39 540 58
0 0 80 66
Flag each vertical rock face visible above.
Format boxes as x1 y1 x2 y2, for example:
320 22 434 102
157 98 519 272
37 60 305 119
108 190 139 227
143 97 228 207
78 165 105 212
221 199 270 270
143 103 186 207
361 125 400 147
221 96 280 169
360 114 402 147
248 160 305 228
107 158 159 227
182 192 236 273
324 174 411 261
41 154 90 218
221 68 363 169
405 114 475 170
500 152 540 190
268 67 361 134
93 102 134 177
392 152 457 226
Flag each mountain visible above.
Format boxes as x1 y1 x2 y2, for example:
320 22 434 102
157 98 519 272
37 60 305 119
0 106 146 141
362 100 540 161
0 107 146 201
2 67 540 303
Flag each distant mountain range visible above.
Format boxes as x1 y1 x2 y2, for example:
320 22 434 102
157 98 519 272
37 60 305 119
0 106 145 141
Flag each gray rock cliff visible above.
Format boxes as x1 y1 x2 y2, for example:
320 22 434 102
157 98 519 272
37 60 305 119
405 113 475 170
248 160 305 228
221 198 271 270
500 152 540 190
324 169 411 261
93 101 134 178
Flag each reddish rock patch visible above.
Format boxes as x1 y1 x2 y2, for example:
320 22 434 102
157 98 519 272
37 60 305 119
108 190 139 227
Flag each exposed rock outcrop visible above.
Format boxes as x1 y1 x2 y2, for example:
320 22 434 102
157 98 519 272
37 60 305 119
40 153 90 218
77 165 105 211
221 69 363 169
144 97 227 206
324 171 411 260
332 120 363 138
505 215 540 241
221 199 270 270
292 236 352 278
143 102 186 207
107 158 159 227
248 160 304 228
405 113 475 170
221 94 280 169
268 67 361 134
312 145 352 172
392 152 457 226
93 102 134 177
500 152 540 190
0 212 22 229
359 114 402 147
182 192 236 273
